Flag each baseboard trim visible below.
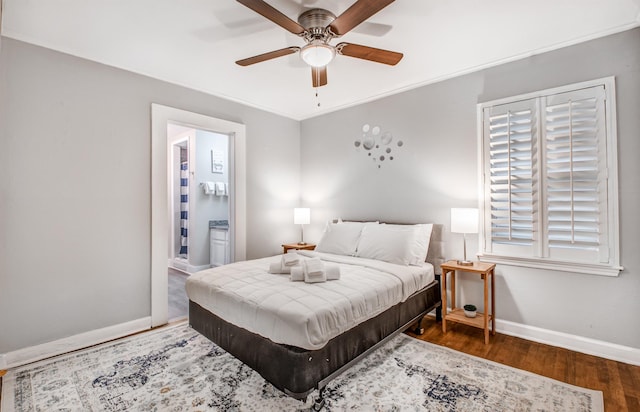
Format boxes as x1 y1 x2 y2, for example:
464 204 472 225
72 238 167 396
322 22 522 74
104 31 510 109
188 263 211 273
168 258 210 274
495 319 640 366
1 317 152 369
434 309 640 366
168 258 188 271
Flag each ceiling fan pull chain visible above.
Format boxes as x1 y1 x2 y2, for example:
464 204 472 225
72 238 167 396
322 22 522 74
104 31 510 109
313 70 320 107
315 82 321 107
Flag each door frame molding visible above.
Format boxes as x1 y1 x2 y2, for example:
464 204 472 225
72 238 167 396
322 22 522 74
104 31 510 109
151 104 246 327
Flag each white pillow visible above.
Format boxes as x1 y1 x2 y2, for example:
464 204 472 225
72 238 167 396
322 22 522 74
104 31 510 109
410 223 433 265
315 222 375 256
355 223 433 266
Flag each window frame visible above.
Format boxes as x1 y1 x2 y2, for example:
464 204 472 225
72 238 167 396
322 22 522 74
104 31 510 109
476 77 622 276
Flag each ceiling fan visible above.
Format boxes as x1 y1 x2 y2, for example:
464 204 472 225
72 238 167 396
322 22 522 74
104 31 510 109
235 0 403 87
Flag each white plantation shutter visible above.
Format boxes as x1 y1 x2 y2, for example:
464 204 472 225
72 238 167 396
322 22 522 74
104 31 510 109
483 99 537 257
479 78 620 276
542 86 609 263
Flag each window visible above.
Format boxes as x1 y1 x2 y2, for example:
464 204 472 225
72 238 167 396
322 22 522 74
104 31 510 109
478 78 621 276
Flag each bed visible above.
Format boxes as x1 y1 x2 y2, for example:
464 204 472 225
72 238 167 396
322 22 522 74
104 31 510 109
186 221 443 409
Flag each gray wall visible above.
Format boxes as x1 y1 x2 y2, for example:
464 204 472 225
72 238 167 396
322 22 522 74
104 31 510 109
1 28 638 355
300 28 640 349
0 38 301 353
192 130 229 268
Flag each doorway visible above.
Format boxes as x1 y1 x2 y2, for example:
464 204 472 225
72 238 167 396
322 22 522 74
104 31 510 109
167 125 231 274
151 104 246 327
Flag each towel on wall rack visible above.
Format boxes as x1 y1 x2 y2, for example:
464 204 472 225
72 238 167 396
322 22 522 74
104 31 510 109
203 181 216 194
215 182 226 196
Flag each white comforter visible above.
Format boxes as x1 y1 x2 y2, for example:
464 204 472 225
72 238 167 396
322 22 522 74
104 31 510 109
185 250 434 350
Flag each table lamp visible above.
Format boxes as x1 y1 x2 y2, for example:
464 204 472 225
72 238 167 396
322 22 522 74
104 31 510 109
294 208 310 245
451 208 479 266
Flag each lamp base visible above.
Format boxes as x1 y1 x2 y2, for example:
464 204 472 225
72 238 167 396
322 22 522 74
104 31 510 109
456 260 474 266
297 242 307 245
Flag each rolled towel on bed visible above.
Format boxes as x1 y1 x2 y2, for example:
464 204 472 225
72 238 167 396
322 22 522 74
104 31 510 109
268 262 291 274
325 264 340 280
305 270 326 283
303 258 326 283
303 258 324 276
290 266 304 282
282 252 300 267
290 260 338 282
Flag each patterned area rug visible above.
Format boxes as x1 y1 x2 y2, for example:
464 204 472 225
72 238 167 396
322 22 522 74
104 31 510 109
1 322 603 411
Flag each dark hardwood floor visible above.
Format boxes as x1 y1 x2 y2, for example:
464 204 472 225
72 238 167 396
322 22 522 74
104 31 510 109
406 316 640 412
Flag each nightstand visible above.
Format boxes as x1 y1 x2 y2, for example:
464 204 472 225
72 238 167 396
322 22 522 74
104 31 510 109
282 243 316 254
441 260 496 344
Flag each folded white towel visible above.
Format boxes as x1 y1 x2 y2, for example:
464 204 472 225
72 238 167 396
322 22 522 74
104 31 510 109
290 266 304 282
268 262 291 274
291 262 339 282
303 258 325 283
204 181 216 194
303 258 324 276
325 264 341 280
282 252 300 267
305 270 326 283
215 182 226 196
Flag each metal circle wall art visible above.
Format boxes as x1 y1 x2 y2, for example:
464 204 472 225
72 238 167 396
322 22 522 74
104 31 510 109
354 124 404 168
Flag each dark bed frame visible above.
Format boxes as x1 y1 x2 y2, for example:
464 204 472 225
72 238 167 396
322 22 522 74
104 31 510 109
190 280 441 409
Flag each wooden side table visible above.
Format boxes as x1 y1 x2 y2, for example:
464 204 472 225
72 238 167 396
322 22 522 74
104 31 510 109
282 243 316 254
441 260 496 344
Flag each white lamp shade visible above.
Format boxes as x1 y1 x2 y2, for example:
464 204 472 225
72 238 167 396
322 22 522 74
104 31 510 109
294 208 310 225
451 208 479 234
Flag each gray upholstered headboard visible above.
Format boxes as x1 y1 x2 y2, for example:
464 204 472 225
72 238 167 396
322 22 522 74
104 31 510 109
330 220 445 275
425 224 444 275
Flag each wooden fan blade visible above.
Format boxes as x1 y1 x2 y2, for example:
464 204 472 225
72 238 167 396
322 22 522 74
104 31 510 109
236 0 306 35
336 42 402 65
312 66 327 87
328 0 395 36
236 47 300 66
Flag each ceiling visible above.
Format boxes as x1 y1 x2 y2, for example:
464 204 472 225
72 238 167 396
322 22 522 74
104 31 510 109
2 0 639 120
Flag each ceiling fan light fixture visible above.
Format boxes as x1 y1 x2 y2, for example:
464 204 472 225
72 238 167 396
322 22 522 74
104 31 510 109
300 40 335 68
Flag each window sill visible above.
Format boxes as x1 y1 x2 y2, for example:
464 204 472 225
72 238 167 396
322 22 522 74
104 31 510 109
477 254 623 277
